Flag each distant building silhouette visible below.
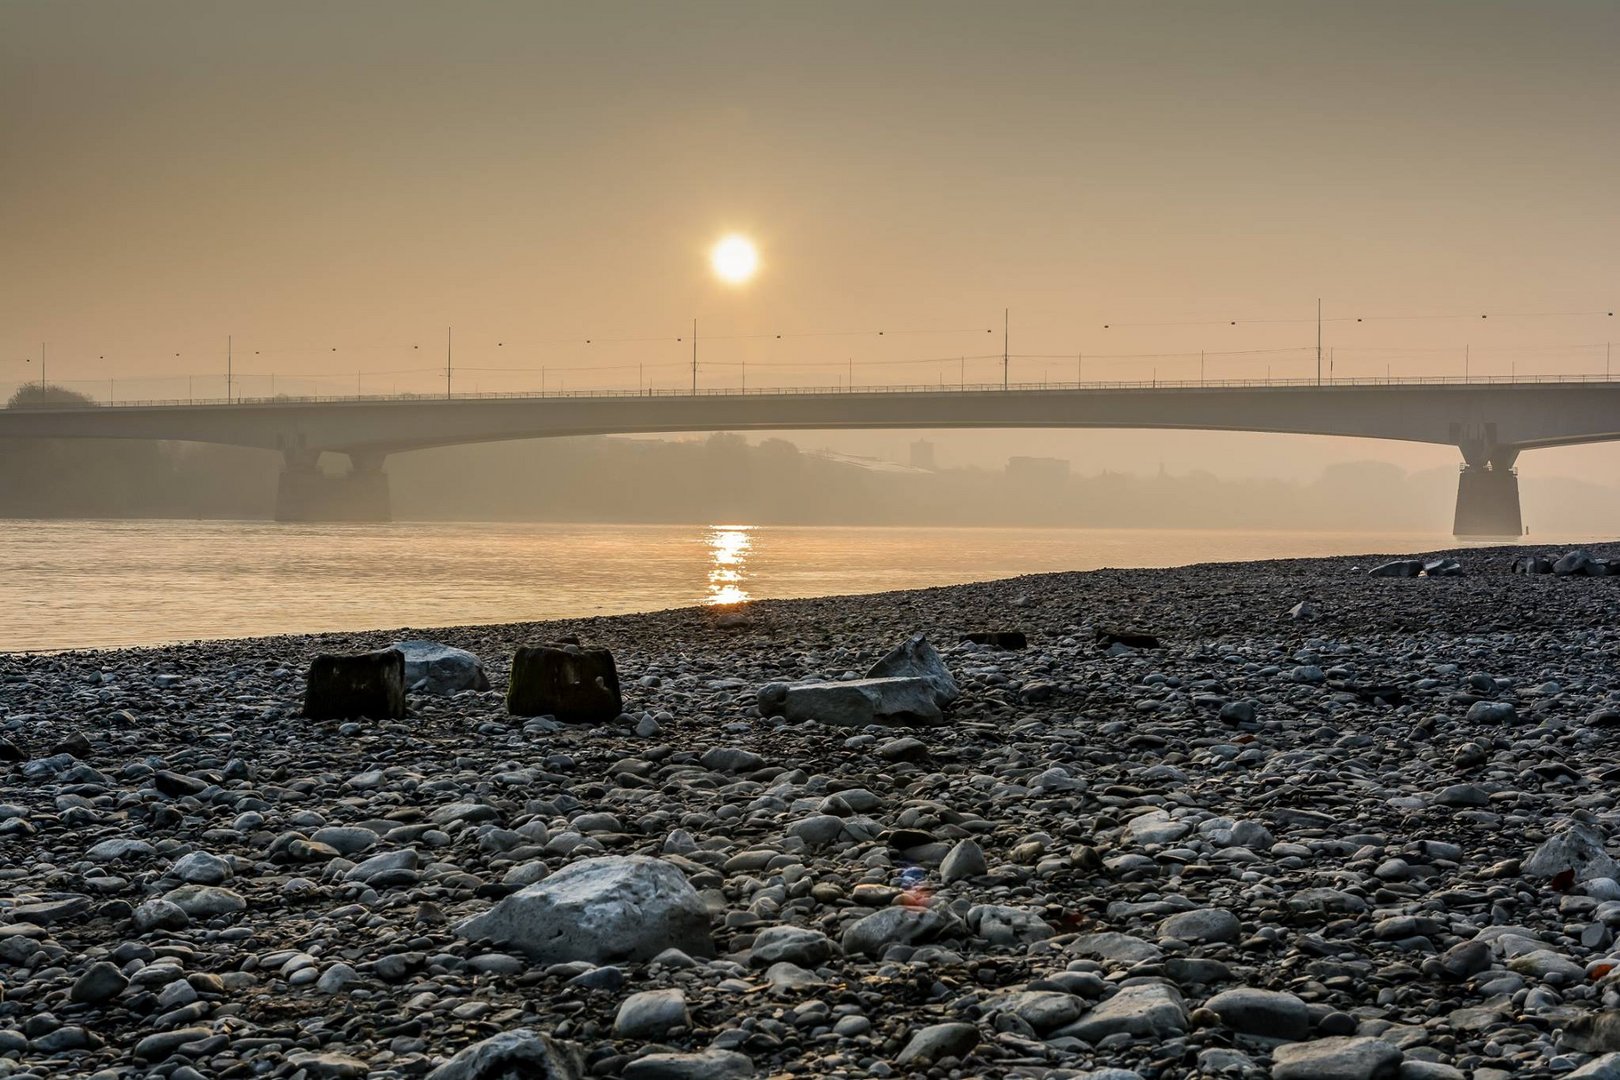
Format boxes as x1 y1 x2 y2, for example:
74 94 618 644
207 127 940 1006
1006 456 1070 484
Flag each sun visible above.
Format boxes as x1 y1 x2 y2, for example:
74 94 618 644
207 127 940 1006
710 234 759 284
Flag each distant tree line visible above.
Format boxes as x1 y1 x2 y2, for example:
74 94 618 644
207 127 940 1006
0 384 274 517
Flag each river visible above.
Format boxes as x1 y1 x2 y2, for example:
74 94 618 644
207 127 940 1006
0 519 1589 652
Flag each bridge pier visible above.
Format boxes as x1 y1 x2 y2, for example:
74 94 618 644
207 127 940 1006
274 450 391 523
1452 443 1522 538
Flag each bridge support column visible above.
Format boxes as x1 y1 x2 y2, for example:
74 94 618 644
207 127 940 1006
1452 446 1522 539
274 451 391 523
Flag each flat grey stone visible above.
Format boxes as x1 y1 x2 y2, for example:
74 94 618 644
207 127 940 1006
1271 1036 1402 1080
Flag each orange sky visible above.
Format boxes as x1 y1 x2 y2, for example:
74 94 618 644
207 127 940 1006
2 0 1617 481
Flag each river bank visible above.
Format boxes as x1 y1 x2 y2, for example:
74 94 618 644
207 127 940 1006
4 542 1620 1078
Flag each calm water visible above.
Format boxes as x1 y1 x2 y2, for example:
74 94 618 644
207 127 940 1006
0 519 1581 653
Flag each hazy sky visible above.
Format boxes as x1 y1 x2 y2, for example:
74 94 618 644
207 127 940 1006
3 1 1617 480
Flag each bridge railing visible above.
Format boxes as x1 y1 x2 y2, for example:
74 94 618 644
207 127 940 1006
13 372 1620 410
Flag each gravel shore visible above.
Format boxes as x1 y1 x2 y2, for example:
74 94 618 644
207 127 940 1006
5 541 1620 1080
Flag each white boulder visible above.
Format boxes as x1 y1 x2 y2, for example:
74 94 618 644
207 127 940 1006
455 855 713 964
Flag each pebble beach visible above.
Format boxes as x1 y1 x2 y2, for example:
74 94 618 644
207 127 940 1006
6 543 1620 1079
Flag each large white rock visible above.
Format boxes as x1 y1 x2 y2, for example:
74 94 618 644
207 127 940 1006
455 855 713 964
392 640 491 696
1524 822 1620 883
865 634 960 706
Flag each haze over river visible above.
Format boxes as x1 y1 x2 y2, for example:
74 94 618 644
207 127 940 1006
2 519 1598 652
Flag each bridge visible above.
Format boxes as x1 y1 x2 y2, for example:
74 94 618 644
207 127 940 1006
5 376 1620 535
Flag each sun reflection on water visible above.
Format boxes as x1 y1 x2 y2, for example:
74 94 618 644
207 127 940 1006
706 525 753 606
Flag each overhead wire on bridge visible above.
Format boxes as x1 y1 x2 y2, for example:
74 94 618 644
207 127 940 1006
1098 308 1615 329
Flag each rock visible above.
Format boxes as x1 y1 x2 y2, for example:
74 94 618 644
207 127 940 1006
748 925 836 967
1219 700 1258 727
392 640 491 695
786 814 844 847
317 963 360 994
1094 626 1160 649
303 648 406 720
506 643 622 722
1435 939 1491 980
1559 1012 1620 1054
764 961 824 993
1204 987 1310 1041
1399 1064 1465 1080
1422 557 1464 577
1368 559 1424 578
961 631 1027 649
86 838 154 862
1054 982 1187 1040
1465 700 1517 724
154 769 207 797
992 990 1085 1033
161 884 247 916
967 904 1054 946
133 898 189 932
876 736 928 762
171 851 232 885
346 848 420 884
425 1029 583 1080
940 838 988 883
1507 948 1584 980
287 1051 371 1079
621 1049 754 1080
768 677 945 727
1159 907 1240 944
1568 1054 1620 1079
614 988 689 1039
1271 1036 1402 1080
1555 550 1595 576
842 906 957 956
865 633 959 705
1069 931 1163 965
10 895 91 924
1524 822 1620 883
1434 783 1490 806
701 747 765 773
895 1022 979 1066
455 855 713 963
1513 554 1553 574
1288 601 1318 620
311 826 378 856
69 961 128 1003
133 1026 214 1061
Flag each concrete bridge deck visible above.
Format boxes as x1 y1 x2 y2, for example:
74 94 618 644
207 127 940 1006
5 376 1619 535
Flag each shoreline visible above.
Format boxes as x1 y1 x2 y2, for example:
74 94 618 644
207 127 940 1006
7 535 1609 658
3 541 1620 1077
